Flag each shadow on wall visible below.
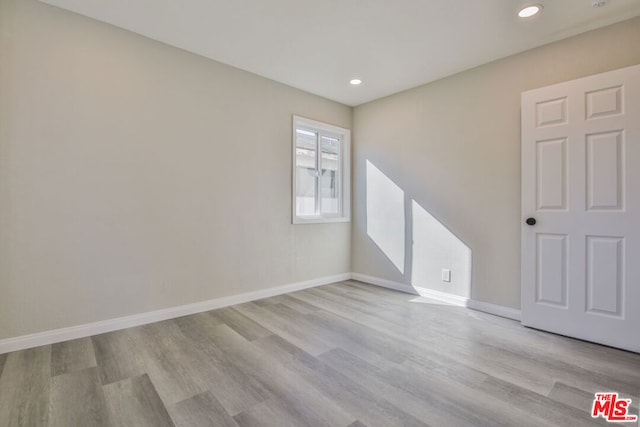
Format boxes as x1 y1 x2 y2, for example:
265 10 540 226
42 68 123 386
365 160 472 298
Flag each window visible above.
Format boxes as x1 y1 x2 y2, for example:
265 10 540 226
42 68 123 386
293 116 350 224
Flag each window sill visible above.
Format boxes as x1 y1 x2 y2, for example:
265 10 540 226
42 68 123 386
293 216 351 225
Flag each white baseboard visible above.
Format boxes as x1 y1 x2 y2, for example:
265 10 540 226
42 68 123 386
0 272 522 354
0 273 350 354
350 273 469 307
467 299 522 321
350 273 521 321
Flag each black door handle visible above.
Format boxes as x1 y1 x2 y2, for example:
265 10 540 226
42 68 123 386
525 217 537 226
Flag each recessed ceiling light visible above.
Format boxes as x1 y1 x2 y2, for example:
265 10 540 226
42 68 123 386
518 4 542 18
349 79 362 85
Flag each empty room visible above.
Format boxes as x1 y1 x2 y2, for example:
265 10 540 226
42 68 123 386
1 0 639 426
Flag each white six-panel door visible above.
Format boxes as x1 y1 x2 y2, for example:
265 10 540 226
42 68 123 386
521 64 640 353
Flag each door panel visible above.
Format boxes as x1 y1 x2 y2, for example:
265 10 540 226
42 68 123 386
536 234 568 307
536 97 568 127
586 86 623 119
586 235 623 317
586 131 623 211
521 64 640 353
536 138 567 211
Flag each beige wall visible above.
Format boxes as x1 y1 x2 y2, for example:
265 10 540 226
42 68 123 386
352 18 640 309
2 0 639 342
0 0 351 339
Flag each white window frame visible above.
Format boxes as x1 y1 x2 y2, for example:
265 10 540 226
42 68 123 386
292 115 351 224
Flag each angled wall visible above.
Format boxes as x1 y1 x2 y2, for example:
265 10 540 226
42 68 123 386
352 17 640 309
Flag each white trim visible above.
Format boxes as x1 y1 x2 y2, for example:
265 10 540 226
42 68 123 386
292 216 350 224
0 272 523 354
0 273 350 355
467 299 522 321
350 273 469 306
350 273 521 321
350 273 422 295
292 115 351 225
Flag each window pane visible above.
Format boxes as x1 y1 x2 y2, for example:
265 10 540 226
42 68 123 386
320 135 340 215
296 129 317 216
292 116 350 224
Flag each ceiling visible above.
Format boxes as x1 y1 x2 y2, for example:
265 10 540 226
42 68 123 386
39 0 640 106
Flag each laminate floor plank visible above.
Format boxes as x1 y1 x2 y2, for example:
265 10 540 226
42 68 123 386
305 286 410 324
102 374 174 427
314 283 530 349
283 350 429 427
174 314 271 416
0 354 6 378
208 323 357 426
405 337 556 396
233 396 321 427
127 320 213 405
295 287 569 396
232 301 336 356
48 367 110 427
336 282 527 337
173 311 223 341
402 302 639 397
548 382 601 413
168 390 238 427
320 282 455 320
249 294 319 315
464 321 640 382
475 374 607 426
319 347 498 427
265 303 411 366
286 288 439 358
1 281 639 427
277 294 321 315
293 284 471 345
252 334 307 362
311 284 414 320
384 361 549 427
51 337 97 377
396 350 490 388
91 329 146 385
210 307 273 341
479 341 640 399
0 346 51 427
297 285 639 406
291 288 524 383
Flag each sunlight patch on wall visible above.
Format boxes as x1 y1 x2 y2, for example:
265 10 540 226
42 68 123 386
411 200 471 297
366 160 405 274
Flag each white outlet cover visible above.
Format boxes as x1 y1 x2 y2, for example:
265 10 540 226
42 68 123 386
442 269 451 282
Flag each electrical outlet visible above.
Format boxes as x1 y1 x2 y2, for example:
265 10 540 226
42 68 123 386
441 269 451 282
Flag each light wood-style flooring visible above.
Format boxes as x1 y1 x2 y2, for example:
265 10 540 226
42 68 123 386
0 280 638 426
